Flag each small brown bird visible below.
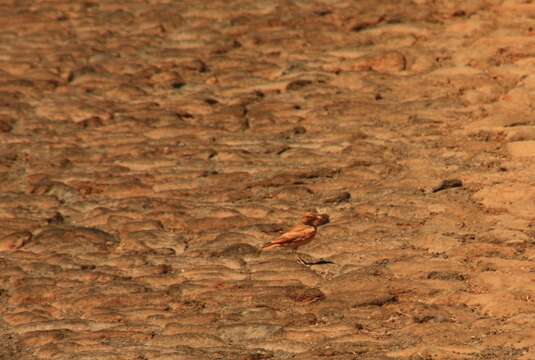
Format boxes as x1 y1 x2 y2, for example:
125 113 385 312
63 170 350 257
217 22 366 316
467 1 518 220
261 212 330 251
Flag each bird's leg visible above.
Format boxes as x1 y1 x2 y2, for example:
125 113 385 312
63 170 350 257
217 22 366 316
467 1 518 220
296 254 307 266
293 249 308 265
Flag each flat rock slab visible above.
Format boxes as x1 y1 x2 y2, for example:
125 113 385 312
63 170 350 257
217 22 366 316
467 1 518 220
1 1 535 359
507 140 535 157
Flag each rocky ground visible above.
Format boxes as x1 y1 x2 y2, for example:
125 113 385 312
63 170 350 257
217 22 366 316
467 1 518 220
1 0 535 359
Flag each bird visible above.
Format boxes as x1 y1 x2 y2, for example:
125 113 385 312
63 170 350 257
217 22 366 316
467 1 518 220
261 212 330 251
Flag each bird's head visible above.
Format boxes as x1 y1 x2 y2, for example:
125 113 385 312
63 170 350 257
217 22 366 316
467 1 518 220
301 212 330 227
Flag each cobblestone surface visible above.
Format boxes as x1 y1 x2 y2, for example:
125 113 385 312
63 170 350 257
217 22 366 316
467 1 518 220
1 1 535 359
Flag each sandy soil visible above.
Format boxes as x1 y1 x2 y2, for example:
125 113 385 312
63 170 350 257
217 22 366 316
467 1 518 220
1 0 535 359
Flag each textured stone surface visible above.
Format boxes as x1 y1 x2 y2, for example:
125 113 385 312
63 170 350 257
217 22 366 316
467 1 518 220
1 0 535 359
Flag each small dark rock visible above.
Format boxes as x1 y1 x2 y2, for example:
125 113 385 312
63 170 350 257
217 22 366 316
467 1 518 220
299 168 341 180
280 126 307 139
0 117 14 133
67 65 96 83
47 212 64 225
276 146 290 155
80 116 104 128
314 9 332 16
80 264 96 271
205 98 219 105
324 191 351 205
286 80 313 91
208 150 218 159
286 286 325 303
200 170 218 177
245 351 273 360
59 159 73 169
432 179 463 193
172 82 185 89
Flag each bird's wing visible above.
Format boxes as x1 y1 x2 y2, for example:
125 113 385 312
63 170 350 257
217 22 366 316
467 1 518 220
268 224 315 245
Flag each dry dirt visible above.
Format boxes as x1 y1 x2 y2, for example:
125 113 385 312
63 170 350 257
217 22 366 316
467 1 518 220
1 0 535 359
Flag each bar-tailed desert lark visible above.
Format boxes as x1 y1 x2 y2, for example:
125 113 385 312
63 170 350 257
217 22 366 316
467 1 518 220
261 212 330 251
